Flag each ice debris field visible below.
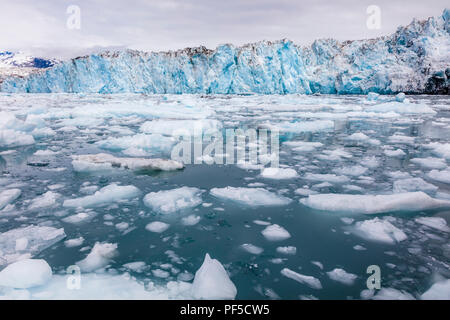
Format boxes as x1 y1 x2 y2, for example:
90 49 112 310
0 93 449 300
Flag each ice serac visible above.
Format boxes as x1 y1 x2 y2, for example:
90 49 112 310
1 10 449 94
191 253 237 300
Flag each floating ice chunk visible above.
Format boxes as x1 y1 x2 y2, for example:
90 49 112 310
145 221 170 233
333 165 368 177
0 225 65 265
0 189 21 210
96 134 175 155
415 217 450 232
410 157 447 170
326 268 357 285
210 187 291 207
303 173 350 184
393 178 438 193
181 215 201 226
367 101 435 114
140 119 222 136
143 187 203 214
253 220 271 226
284 141 323 152
421 279 450 300
261 120 334 133
260 167 298 179
261 224 291 241
28 191 60 210
281 268 322 289
300 192 450 214
395 93 406 102
371 288 415 300
427 169 450 184
425 142 450 160
360 156 379 168
352 218 407 244
0 129 35 148
64 237 85 248
76 242 118 272
0 259 52 289
346 132 380 146
318 149 352 161
33 149 59 156
191 253 237 300
384 149 406 157
63 184 140 208
294 188 318 196
115 222 129 231
62 211 97 224
72 153 183 172
123 261 147 273
240 244 264 255
386 171 412 179
276 246 297 255
388 134 415 145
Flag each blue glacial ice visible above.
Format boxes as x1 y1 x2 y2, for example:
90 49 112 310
1 9 449 94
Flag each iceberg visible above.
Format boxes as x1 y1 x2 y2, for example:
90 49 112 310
352 218 407 244
76 242 118 272
191 254 237 300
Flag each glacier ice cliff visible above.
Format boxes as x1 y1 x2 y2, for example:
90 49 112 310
1 9 449 94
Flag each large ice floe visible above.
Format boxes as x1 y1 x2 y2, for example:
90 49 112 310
143 187 203 214
300 192 450 214
72 153 183 172
210 187 291 207
63 184 140 208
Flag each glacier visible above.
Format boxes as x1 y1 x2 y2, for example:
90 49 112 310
1 9 449 94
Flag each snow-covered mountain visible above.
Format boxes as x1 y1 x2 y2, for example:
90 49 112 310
1 9 449 94
0 51 59 83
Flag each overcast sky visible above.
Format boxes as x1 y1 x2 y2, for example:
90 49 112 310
0 0 448 59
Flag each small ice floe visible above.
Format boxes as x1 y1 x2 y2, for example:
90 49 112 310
33 149 59 156
427 169 450 184
123 261 147 273
62 211 97 224
367 101 435 114
388 134 415 145
140 119 222 137
191 253 237 300
352 218 407 244
415 217 450 232
143 187 203 214
181 215 201 226
281 268 322 289
276 246 297 255
0 189 21 210
311 261 323 269
333 165 368 177
64 237 85 248
424 142 450 160
115 222 129 231
76 242 118 272
0 259 52 289
345 132 380 146
261 224 291 241
72 153 183 172
210 187 291 207
241 243 264 255
393 178 438 193
421 279 450 300
0 225 65 266
253 220 271 226
145 221 170 233
300 192 450 214
410 157 447 170
63 184 140 208
260 167 298 179
326 268 357 285
283 141 323 152
384 148 406 158
303 173 350 184
368 288 415 300
28 191 60 210
261 120 334 134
